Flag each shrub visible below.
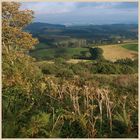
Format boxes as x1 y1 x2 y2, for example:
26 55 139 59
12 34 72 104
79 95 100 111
92 62 119 74
56 68 74 78
60 120 87 138
119 65 135 74
91 60 136 74
70 63 87 75
41 64 58 75
54 57 66 65
115 58 135 66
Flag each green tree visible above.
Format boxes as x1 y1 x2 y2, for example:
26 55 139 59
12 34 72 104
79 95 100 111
2 2 42 138
2 2 38 52
89 47 104 60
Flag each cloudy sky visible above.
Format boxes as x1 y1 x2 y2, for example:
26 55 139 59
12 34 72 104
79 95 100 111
21 2 138 25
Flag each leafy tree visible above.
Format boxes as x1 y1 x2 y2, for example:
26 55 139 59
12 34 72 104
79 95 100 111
89 47 104 60
2 2 38 52
2 2 42 138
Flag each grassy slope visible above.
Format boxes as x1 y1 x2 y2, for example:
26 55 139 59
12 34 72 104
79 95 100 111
30 47 89 59
121 43 138 51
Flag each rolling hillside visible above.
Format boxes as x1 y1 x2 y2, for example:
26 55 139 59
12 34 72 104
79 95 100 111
30 42 138 62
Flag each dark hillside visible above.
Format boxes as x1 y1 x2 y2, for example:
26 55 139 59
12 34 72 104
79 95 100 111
25 23 138 46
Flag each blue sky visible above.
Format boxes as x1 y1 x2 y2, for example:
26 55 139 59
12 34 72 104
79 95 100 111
21 2 138 25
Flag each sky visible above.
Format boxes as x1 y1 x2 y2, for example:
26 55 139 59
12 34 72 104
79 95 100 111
21 2 138 25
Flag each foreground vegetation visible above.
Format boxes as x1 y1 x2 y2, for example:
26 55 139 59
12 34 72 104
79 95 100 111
37 58 138 77
2 2 138 138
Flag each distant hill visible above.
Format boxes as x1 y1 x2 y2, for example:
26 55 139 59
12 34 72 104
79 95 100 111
25 22 138 40
25 22 138 52
25 22 66 33
26 22 138 33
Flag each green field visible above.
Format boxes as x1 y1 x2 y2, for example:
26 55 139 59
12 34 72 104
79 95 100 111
31 42 138 60
35 43 49 50
30 47 90 59
121 43 138 51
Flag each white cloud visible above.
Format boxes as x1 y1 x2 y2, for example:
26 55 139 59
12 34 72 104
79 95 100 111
21 2 77 14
